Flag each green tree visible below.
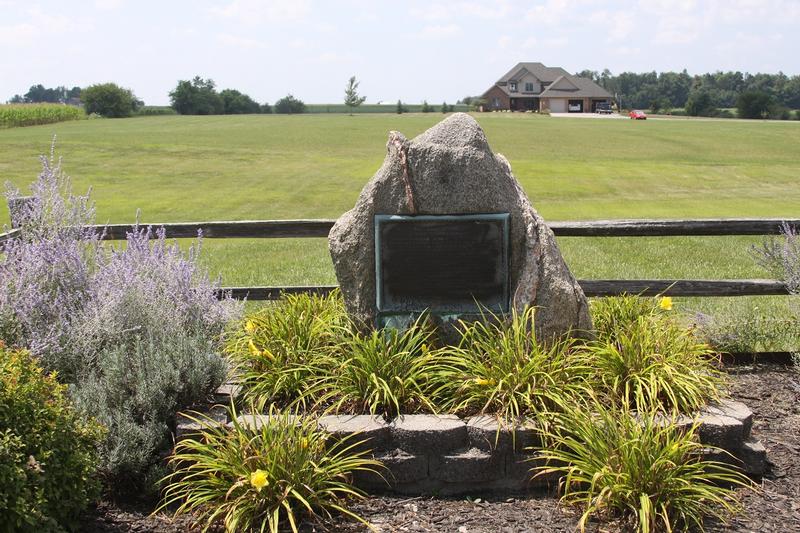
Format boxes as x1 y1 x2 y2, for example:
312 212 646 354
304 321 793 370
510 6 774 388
396 99 408 114
219 88 261 114
81 83 139 117
650 97 672 114
685 90 716 117
169 77 224 115
343 76 367 113
421 100 434 113
737 91 773 119
274 94 306 114
260 102 273 114
441 101 453 113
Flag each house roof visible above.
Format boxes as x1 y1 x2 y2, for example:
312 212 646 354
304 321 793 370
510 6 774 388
539 75 613 99
482 62 612 99
499 62 569 84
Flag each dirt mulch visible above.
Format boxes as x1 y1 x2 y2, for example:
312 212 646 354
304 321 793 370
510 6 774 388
80 363 800 532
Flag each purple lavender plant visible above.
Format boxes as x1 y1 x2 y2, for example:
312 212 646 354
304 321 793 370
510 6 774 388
1 140 98 371
751 222 800 294
1 142 242 488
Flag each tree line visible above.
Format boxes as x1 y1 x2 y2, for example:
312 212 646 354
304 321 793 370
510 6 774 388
576 69 800 118
8 75 461 118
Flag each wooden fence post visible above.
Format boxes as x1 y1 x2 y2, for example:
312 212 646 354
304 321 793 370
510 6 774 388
7 196 34 229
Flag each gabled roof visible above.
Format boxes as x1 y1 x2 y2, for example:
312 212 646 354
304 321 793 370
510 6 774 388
539 75 612 99
498 62 569 84
482 62 612 99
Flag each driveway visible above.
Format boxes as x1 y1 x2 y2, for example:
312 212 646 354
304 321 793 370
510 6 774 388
550 112 626 119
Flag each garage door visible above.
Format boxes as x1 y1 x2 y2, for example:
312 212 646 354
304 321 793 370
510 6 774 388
549 99 566 113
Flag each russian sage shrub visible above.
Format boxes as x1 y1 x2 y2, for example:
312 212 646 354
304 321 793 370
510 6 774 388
1 146 98 374
1 144 241 490
752 221 800 294
71 227 235 485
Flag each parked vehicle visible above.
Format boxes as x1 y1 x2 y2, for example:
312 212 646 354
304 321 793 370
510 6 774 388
596 102 613 114
629 110 647 120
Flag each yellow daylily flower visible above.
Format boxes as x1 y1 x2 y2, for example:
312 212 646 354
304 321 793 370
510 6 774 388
474 377 495 386
248 339 261 356
250 469 269 492
245 320 256 334
659 296 673 311
300 437 309 450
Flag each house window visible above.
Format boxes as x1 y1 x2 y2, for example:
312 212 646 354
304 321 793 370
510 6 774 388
524 82 534 92
509 82 517 92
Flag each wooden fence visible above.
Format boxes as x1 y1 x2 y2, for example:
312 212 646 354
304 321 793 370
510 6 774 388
3 203 798 362
2 213 797 300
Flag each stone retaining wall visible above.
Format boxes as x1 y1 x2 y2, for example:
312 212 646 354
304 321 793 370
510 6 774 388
177 388 766 496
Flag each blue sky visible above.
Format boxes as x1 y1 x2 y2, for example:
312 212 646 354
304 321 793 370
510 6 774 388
2 0 799 106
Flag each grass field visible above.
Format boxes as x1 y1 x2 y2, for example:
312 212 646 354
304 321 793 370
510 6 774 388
1 113 798 342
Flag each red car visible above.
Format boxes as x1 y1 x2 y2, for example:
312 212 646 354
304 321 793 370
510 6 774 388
629 109 647 120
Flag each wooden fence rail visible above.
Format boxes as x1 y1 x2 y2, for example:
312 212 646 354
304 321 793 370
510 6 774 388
1 215 795 299
217 279 790 301
2 217 797 243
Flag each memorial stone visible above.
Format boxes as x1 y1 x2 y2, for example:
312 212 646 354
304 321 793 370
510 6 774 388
328 113 591 340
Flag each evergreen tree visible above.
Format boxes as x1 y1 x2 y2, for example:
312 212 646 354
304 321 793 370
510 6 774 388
344 76 366 113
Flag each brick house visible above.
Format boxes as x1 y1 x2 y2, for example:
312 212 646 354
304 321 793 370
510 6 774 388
481 62 613 113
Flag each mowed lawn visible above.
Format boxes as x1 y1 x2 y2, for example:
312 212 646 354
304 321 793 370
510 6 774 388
1 113 799 325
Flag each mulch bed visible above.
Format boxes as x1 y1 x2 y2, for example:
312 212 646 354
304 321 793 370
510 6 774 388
80 363 800 532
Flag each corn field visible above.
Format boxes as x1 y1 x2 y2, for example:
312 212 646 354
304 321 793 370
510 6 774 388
0 104 86 128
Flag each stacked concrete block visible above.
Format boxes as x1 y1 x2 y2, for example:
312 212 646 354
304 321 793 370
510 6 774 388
173 384 767 494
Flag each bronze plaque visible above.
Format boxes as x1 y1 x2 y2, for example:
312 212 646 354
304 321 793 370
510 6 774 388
375 214 509 317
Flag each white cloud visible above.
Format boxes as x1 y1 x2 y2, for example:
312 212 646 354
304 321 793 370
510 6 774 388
412 1 510 21
93 0 123 10
0 11 88 46
543 36 568 47
0 22 37 46
590 9 635 42
216 33 267 49
653 17 700 45
209 0 311 23
419 23 461 39
459 1 511 20
525 0 595 25
318 51 355 64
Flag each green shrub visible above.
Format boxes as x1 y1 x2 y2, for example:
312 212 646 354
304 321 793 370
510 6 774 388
737 91 773 119
318 315 438 418
685 90 716 117
226 292 346 407
581 315 724 413
695 310 800 353
169 77 224 115
430 307 589 428
536 398 750 532
72 331 226 491
158 404 380 532
590 295 672 343
274 94 307 114
0 345 104 531
81 83 139 118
